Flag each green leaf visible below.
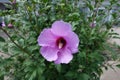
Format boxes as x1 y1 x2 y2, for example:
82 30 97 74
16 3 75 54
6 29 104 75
55 64 61 72
37 66 45 80
112 36 120 39
0 37 5 42
28 45 39 53
29 70 36 80
116 64 120 68
78 73 90 80
65 71 77 79
8 45 21 54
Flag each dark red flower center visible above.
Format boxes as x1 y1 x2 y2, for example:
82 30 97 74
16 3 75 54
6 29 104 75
56 37 66 49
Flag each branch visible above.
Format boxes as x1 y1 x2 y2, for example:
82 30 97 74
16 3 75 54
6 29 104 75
0 27 30 55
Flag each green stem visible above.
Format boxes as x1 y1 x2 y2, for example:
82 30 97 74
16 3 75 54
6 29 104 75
92 0 100 22
24 2 38 34
33 9 39 33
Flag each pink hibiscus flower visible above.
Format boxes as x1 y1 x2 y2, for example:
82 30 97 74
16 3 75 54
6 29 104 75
37 21 79 64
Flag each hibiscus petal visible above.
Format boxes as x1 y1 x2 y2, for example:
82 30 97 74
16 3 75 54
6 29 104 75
37 29 57 47
40 47 58 61
55 49 73 64
51 21 72 36
64 32 79 53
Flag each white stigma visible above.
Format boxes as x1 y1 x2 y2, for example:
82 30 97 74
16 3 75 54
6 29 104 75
58 42 63 49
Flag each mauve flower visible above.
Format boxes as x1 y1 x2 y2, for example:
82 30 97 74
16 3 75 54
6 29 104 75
90 21 96 28
8 23 14 28
0 21 6 27
12 0 16 4
2 21 6 27
37 21 79 64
